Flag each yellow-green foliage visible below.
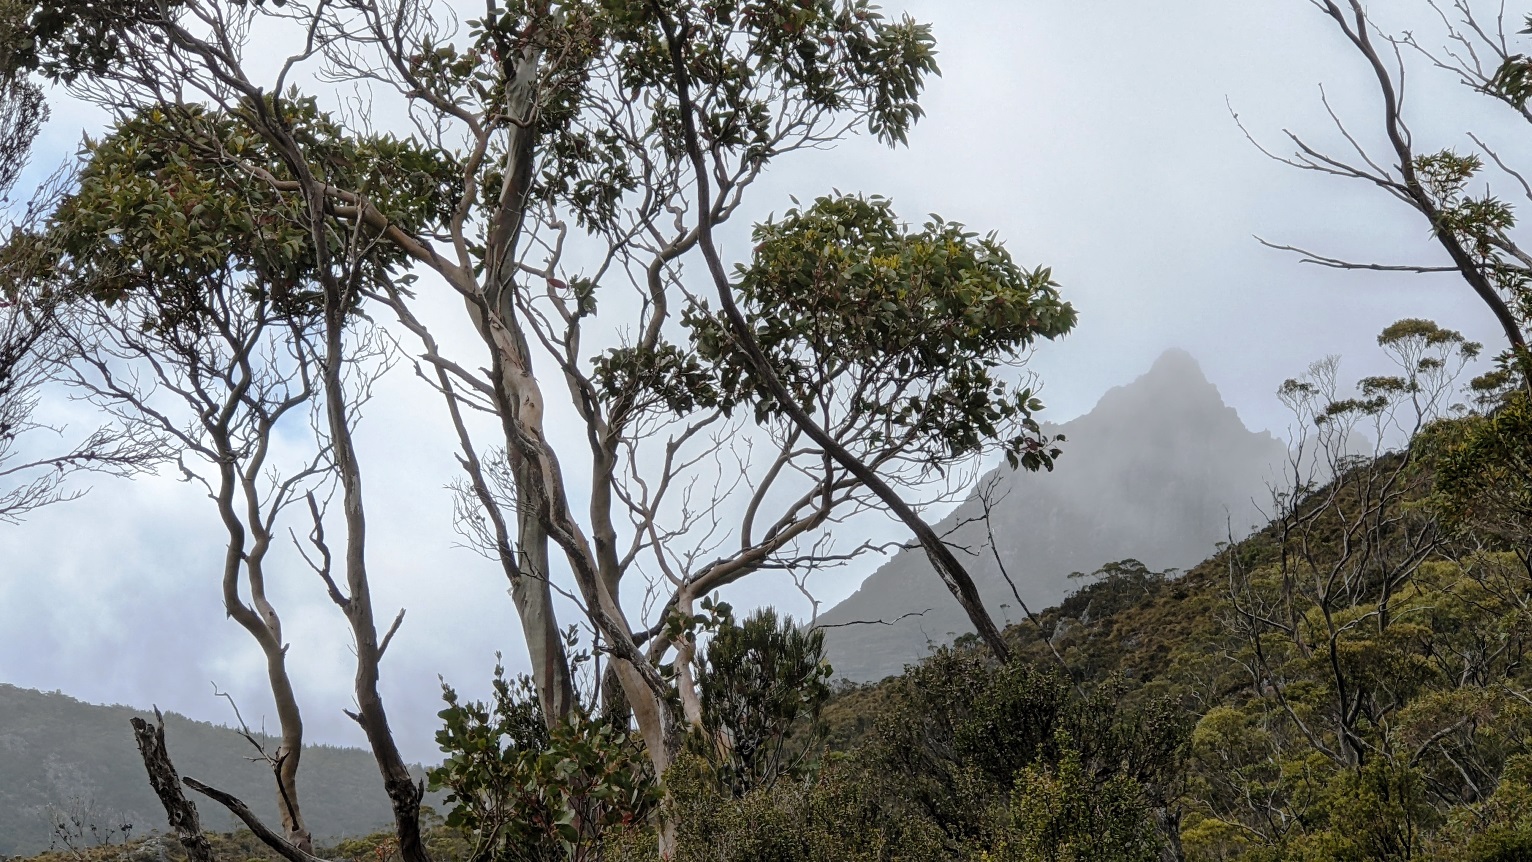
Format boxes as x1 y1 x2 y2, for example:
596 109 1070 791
634 752 947 862
1431 392 1532 547
981 741 1162 862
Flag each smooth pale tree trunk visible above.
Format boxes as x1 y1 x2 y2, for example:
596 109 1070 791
320 309 430 862
512 476 576 721
220 577 313 854
216 448 313 851
237 559 311 851
459 285 577 725
243 528 311 851
469 26 681 797
475 31 579 729
265 647 310 851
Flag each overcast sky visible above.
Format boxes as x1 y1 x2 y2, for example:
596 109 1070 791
2 1 1524 764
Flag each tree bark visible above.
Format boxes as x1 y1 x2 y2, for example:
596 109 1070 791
130 712 215 862
321 309 429 862
511 488 577 721
468 22 677 770
217 464 313 852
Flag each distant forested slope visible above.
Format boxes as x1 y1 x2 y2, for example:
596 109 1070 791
813 387 1532 859
0 685 420 855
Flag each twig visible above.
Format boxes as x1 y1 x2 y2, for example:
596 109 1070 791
1257 238 1458 272
378 608 406 658
811 609 931 631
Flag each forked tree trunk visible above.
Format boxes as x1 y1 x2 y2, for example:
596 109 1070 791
222 519 314 852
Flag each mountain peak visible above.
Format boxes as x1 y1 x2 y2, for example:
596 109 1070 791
1146 347 1206 380
1075 348 1235 437
816 348 1288 682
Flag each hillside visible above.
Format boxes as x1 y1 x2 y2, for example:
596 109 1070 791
815 385 1532 860
0 685 423 855
817 349 1287 681
13 388 1532 862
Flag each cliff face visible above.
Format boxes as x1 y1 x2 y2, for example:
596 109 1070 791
816 349 1287 682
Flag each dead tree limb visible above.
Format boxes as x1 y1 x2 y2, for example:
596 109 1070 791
129 710 215 862
182 778 330 862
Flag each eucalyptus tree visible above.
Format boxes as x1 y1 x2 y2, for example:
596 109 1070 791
1262 0 1532 386
1211 321 1495 851
17 1 1076 857
6 96 453 856
11 104 419 851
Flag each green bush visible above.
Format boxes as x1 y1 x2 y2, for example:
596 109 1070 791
692 606 833 796
429 662 657 862
983 738 1162 862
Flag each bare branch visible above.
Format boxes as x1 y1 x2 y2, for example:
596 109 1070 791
182 777 328 862
1256 237 1459 272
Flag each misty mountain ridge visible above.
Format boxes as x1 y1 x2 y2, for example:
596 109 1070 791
0 684 420 855
816 348 1288 682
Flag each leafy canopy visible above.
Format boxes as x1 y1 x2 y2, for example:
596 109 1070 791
677 194 1074 468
